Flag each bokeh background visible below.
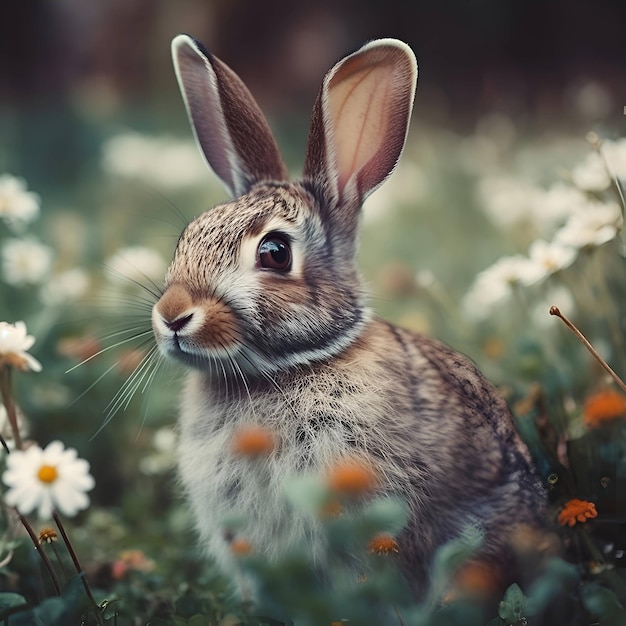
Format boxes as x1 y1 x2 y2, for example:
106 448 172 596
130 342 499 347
1 1 625 621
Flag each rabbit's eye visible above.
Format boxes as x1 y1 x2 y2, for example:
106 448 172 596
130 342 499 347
257 235 292 272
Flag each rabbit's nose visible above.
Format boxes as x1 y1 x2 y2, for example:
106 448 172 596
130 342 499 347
165 313 194 333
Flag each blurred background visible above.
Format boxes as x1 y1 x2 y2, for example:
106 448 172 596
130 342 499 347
1 1 625 615
1 0 625 190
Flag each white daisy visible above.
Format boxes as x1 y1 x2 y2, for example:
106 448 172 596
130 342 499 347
106 246 166 286
571 152 611 192
527 239 577 278
0 321 42 372
477 176 540 229
0 174 40 229
40 268 90 306
462 255 543 321
101 132 208 190
555 201 622 249
3 440 95 519
1 238 53 286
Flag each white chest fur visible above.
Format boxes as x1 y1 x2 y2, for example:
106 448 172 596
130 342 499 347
176 362 401 570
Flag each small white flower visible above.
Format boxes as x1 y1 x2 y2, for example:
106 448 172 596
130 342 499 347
40 268 90 306
139 427 177 475
3 440 95 519
0 175 40 229
462 255 543 321
101 133 209 190
555 201 622 249
477 176 541 229
571 152 611 192
0 321 42 372
602 138 626 179
2 238 53 286
529 184 589 233
527 239 577 278
106 246 166 285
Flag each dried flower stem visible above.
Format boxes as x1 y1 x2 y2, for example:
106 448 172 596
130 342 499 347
550 306 626 394
0 365 22 449
53 511 104 625
17 512 62 595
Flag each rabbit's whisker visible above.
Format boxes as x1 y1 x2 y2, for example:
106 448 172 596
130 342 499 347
65 328 154 374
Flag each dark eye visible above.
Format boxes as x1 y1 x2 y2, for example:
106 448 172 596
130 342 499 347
257 235 292 272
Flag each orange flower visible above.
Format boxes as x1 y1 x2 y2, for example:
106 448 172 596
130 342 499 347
38 527 58 544
111 549 155 580
368 534 399 555
230 425 275 457
583 389 626 428
319 498 342 518
327 459 377 496
558 498 598 527
229 537 252 556
444 561 502 601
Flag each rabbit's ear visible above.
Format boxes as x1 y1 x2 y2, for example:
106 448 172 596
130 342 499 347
172 35 288 197
303 39 417 218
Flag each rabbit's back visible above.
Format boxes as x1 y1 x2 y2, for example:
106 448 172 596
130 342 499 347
177 318 544 591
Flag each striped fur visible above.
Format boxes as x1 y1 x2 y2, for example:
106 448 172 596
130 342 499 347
152 35 546 598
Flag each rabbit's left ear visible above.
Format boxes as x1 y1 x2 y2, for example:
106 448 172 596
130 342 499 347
303 39 417 219
172 34 288 198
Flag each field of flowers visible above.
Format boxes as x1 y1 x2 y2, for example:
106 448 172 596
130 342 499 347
1 107 625 624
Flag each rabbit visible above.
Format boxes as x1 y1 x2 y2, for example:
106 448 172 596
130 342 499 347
151 34 546 598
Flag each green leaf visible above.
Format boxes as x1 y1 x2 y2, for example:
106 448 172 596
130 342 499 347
361 496 410 534
581 583 626 625
283 474 328 515
526 557 579 615
0 592 28 613
498 583 527 623
429 523 484 598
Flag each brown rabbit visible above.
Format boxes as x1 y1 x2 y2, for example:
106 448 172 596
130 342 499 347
152 34 546 598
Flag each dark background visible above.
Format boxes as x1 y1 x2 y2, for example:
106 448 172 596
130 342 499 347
1 0 625 190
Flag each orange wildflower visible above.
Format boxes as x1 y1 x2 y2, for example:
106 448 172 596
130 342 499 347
319 498 342 518
327 459 377 496
583 389 626 428
558 498 598 527
230 425 275 457
444 561 502 601
38 527 58 544
229 537 252 556
368 534 399 555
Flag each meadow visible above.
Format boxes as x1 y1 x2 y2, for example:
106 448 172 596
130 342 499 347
1 109 625 624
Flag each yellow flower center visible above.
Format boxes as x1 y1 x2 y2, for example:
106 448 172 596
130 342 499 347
37 465 58 483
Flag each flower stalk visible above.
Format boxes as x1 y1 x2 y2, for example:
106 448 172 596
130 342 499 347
0 365 21 450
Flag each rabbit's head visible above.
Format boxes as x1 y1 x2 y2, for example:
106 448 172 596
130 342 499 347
152 36 417 376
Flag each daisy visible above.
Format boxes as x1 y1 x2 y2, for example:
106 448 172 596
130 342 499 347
527 239 577 278
462 255 543 321
106 246 166 285
555 201 622 249
3 441 95 519
0 321 42 372
1 238 52 286
0 174 40 229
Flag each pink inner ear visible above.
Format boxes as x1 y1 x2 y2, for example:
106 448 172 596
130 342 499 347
329 65 391 193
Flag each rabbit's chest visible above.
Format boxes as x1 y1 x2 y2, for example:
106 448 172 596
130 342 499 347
177 369 396 563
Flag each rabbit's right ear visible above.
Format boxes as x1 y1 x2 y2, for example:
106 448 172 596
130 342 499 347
172 35 288 197
303 39 417 231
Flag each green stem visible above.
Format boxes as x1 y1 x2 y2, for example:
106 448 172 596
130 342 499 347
0 366 22 450
53 512 104 625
